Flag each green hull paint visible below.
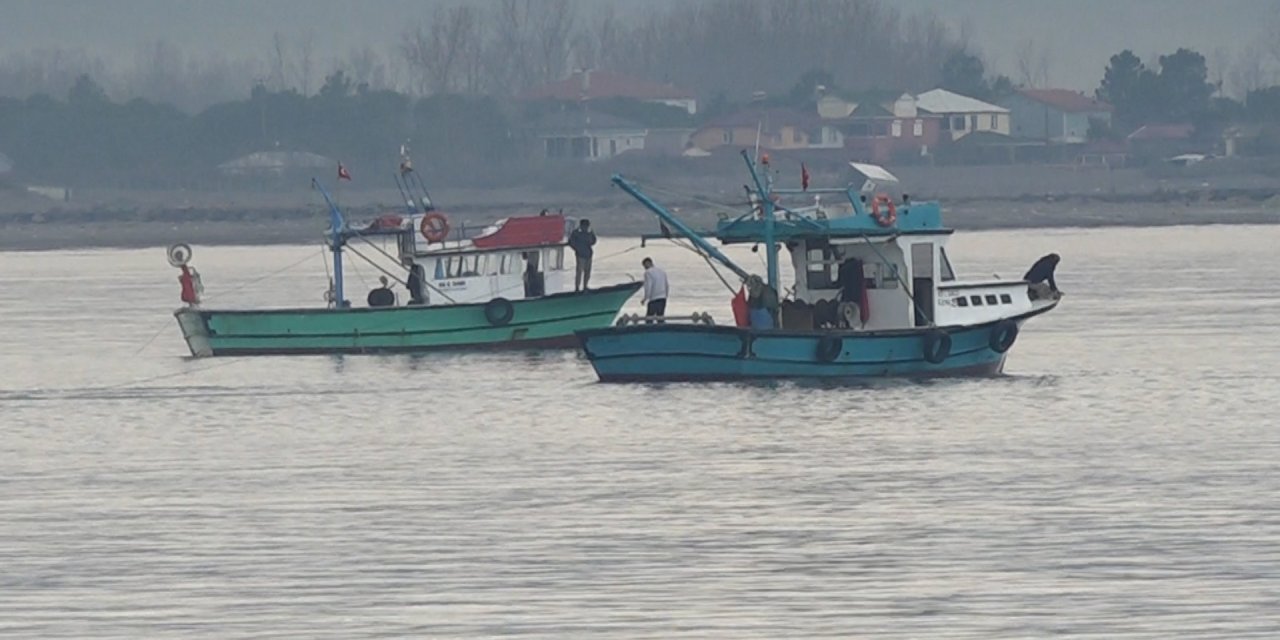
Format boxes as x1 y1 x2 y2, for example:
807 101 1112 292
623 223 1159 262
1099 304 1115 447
175 282 641 357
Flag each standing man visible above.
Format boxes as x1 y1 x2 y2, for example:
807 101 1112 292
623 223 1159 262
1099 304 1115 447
641 257 669 322
568 219 597 291
404 260 428 305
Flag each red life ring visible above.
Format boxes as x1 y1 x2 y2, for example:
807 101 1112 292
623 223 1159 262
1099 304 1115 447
420 212 450 243
870 193 897 227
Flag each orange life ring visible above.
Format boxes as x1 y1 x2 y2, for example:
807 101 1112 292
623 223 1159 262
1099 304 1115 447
870 194 897 227
420 212 450 243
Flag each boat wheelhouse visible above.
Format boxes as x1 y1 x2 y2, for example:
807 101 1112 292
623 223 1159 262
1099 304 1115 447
366 210 575 305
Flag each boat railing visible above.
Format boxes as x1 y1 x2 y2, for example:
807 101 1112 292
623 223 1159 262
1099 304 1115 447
615 312 717 327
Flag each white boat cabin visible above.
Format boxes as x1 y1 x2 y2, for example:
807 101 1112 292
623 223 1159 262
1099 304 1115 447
784 232 1036 331
395 213 573 305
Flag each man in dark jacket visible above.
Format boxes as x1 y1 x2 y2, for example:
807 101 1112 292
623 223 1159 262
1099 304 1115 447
1023 253 1061 291
568 219 597 291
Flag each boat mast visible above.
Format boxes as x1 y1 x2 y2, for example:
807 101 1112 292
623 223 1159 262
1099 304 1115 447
313 179 347 308
740 150 779 294
610 175 751 282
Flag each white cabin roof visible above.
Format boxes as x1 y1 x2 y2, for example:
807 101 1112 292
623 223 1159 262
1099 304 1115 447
916 89 1009 115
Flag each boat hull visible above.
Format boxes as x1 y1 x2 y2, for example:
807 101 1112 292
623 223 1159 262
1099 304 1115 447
175 282 641 357
576 306 1053 382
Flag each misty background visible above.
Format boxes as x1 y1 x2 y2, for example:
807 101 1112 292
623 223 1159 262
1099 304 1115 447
4 0 1277 108
2 0 1280 224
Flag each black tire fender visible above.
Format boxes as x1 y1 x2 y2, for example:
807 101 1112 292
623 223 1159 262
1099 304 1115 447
483 297 515 326
815 334 843 362
989 319 1019 354
922 329 952 364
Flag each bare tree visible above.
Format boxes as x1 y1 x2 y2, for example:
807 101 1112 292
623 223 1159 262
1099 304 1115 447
269 32 289 91
402 6 482 95
1229 44 1266 97
484 0 534 95
1014 39 1037 87
529 0 575 85
1035 47 1052 89
1209 46 1230 97
296 30 315 95
345 46 388 91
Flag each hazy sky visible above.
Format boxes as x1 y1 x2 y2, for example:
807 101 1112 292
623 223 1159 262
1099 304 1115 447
3 0 1277 92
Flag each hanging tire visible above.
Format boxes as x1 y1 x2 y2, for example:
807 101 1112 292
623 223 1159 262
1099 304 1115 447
483 297 515 326
989 319 1019 353
922 330 951 364
815 334 843 362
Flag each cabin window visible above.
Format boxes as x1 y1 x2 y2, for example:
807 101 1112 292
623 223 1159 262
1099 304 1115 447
985 294 998 305
550 247 565 270
805 248 837 289
970 115 979 130
891 120 902 137
970 295 983 306
952 116 966 131
956 296 969 307
913 119 923 137
722 130 731 144
462 255 482 276
991 114 999 129
1000 293 1013 304
939 248 956 282
873 263 899 289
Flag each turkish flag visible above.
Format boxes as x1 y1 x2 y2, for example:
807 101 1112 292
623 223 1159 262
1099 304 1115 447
337 163 352 181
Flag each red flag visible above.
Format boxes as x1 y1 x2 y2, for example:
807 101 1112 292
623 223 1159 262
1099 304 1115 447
731 286 749 327
801 162 810 191
337 163 352 181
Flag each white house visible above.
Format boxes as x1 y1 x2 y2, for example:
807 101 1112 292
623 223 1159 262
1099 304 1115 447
915 89 1010 141
533 110 648 161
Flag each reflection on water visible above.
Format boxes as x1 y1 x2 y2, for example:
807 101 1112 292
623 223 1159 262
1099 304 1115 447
1 226 1279 638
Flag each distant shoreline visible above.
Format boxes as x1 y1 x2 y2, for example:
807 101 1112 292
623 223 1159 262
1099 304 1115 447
2 199 1277 251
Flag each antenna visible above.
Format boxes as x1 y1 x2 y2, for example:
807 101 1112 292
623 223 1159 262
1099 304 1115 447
753 121 762 164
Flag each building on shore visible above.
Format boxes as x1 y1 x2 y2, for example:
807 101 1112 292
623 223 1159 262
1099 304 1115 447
1001 89 1113 144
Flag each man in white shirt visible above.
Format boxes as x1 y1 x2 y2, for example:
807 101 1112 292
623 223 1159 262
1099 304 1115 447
641 257 669 322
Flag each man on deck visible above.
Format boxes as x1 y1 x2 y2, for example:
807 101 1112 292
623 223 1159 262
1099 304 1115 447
641 257 669 322
568 219 597 291
367 276 396 307
1023 253 1061 291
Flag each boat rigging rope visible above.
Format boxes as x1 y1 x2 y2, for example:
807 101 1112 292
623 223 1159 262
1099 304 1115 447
98 358 245 391
346 230 458 303
133 249 325 355
655 235 738 294
853 230 935 328
201 250 322 303
344 240 458 304
628 179 754 217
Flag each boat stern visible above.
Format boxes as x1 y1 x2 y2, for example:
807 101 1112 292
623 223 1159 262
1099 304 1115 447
173 307 213 357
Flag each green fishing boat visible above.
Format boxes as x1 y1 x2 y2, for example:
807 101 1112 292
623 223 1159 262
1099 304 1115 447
170 163 639 357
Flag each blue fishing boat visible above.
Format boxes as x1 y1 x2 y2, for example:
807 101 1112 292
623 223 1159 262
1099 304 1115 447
576 151 1062 382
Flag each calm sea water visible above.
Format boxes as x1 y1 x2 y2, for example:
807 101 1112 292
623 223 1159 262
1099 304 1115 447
1 226 1278 639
